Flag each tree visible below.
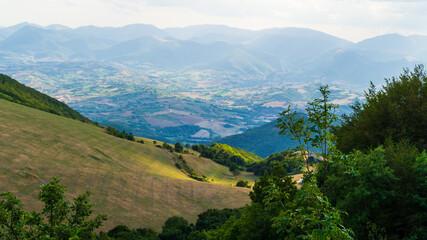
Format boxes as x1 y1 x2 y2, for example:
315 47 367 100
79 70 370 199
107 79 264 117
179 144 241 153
107 225 133 239
208 165 352 239
321 141 427 239
195 208 242 231
306 85 338 161
228 163 240 177
159 216 192 240
277 85 338 193
249 165 297 208
0 177 106 239
335 65 427 153
276 108 312 173
271 178 353 240
174 142 184 153
162 143 173 151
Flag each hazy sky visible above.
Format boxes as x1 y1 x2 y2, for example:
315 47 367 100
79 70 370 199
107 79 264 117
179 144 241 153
1 0 426 42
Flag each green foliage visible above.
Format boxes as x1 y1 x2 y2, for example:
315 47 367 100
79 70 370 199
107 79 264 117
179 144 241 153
277 85 338 175
105 126 136 141
320 141 427 239
162 143 173 151
249 165 297 206
207 164 352 239
195 208 242 231
175 154 207 182
277 85 339 195
102 225 159 240
0 177 106 239
191 143 262 169
271 179 353 240
251 151 302 176
277 107 313 173
174 142 184 153
107 225 133 239
335 65 427 152
306 85 339 160
0 74 92 123
159 216 192 240
206 203 279 240
236 180 250 188
206 166 292 239
136 228 160 240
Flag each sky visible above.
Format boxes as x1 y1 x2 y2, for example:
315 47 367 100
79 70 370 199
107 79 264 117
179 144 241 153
1 0 426 42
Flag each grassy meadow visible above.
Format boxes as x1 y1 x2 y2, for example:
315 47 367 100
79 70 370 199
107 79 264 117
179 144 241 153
180 154 259 186
0 99 251 231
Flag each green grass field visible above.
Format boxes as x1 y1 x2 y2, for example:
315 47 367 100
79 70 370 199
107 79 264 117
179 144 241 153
0 99 251 231
180 154 259 186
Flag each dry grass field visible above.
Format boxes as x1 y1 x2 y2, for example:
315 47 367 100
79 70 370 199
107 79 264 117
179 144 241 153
0 99 251 231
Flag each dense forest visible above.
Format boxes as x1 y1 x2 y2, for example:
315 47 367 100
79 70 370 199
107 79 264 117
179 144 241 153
1 66 426 239
0 74 92 123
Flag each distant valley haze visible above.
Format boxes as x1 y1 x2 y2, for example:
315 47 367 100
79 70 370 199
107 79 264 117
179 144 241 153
1 0 426 147
0 20 426 146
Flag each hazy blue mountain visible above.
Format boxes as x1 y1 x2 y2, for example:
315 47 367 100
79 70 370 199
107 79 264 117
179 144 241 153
95 36 238 67
72 24 168 43
257 27 352 46
301 49 414 89
1 23 425 79
353 34 427 62
209 48 276 75
245 28 353 69
0 26 73 59
0 22 38 40
62 36 117 59
165 24 256 44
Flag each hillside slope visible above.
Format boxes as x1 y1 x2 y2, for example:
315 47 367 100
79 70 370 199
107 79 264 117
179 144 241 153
0 74 91 123
0 99 251 231
217 120 299 158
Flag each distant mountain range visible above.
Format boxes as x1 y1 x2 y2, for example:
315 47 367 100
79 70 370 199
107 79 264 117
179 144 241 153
1 23 425 88
1 22 425 147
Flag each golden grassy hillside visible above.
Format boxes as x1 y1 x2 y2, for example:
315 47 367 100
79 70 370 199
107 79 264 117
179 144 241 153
0 99 251 231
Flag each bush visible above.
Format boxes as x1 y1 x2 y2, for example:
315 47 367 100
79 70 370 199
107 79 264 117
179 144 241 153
175 142 184 153
236 180 250 188
162 143 173 151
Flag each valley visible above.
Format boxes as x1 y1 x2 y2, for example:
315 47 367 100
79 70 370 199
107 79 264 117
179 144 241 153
2 23 424 147
2 60 363 145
